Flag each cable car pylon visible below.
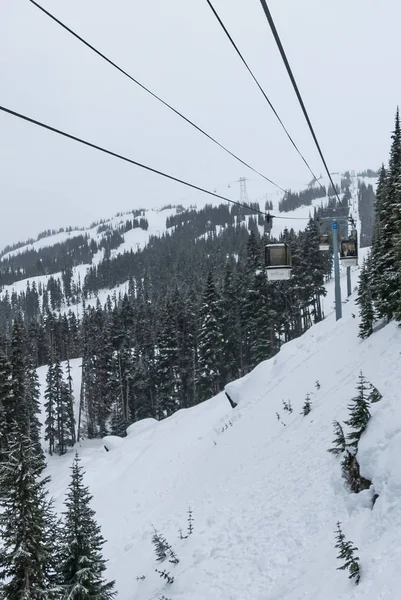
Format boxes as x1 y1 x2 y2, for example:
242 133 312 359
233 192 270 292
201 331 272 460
318 216 358 321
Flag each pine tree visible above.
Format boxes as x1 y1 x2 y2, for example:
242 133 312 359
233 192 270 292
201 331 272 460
0 354 14 459
356 255 375 338
59 453 116 599
44 363 57 456
327 421 346 456
197 272 224 401
0 429 60 599
151 528 169 562
372 111 401 320
344 372 371 448
334 522 360 585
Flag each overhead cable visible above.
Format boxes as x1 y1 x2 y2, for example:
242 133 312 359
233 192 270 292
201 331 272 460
28 0 285 193
258 0 342 203
204 0 325 193
0 104 309 221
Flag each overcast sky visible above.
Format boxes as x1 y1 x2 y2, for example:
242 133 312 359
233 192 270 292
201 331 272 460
1 0 401 249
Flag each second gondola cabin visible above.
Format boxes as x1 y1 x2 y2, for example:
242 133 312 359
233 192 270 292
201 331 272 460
339 231 358 267
265 243 292 281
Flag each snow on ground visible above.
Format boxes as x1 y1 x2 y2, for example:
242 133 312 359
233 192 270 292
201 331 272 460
38 270 401 599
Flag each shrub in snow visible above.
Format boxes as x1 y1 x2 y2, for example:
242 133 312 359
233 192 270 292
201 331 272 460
315 380 321 390
155 569 174 584
334 522 360 585
301 394 312 416
282 400 293 414
187 507 194 536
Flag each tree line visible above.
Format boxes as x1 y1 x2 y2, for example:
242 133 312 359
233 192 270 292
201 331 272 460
357 108 401 337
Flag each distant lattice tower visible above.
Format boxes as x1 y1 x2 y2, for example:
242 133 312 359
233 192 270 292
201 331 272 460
237 177 249 204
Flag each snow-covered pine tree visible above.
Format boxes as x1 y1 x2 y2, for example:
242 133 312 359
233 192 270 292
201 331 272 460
59 453 116 599
327 421 346 456
0 354 14 459
44 363 57 456
356 255 375 338
26 359 46 469
371 110 401 321
344 372 371 448
157 298 181 418
334 522 360 584
58 378 76 455
65 358 76 446
0 428 60 599
197 272 224 402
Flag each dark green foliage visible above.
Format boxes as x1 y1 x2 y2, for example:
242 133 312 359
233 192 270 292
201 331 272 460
187 507 194 536
282 400 293 414
368 383 382 403
59 453 116 599
197 272 224 401
301 394 312 416
0 430 60 599
327 421 346 456
151 528 179 565
356 255 375 339
0 354 14 459
334 522 360 585
0 201 333 439
155 570 174 585
151 529 169 563
344 372 371 448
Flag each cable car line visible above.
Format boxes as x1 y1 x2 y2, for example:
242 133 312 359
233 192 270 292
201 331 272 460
258 0 342 204
204 0 325 194
1 104 308 221
27 0 285 194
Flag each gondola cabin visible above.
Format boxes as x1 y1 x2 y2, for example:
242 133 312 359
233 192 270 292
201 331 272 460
265 243 292 281
339 231 358 267
319 234 330 251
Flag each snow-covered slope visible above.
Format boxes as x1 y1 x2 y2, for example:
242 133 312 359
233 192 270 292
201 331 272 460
0 171 376 310
38 280 401 599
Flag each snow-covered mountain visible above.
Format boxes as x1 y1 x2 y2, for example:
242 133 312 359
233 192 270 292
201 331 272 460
37 260 400 599
0 170 377 313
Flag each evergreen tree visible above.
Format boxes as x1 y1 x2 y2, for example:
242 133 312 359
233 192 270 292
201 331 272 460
0 429 60 599
44 363 57 456
197 272 224 401
372 111 401 320
0 354 14 459
356 255 375 338
344 372 371 448
327 421 346 456
59 453 116 599
334 522 360 584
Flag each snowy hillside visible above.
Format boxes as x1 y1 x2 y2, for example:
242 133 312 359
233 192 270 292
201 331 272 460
0 170 377 311
36 272 401 599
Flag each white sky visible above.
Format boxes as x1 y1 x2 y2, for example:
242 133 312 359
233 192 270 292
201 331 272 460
1 0 400 248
